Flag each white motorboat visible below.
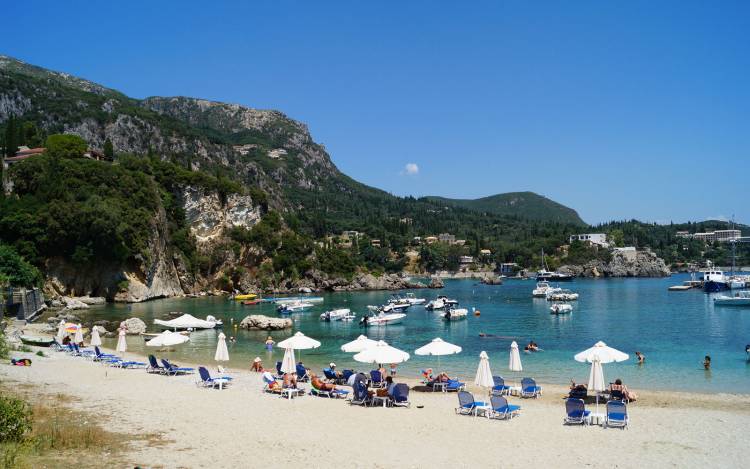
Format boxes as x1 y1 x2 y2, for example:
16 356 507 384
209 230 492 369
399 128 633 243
388 295 412 309
426 295 458 310
550 303 573 314
273 296 324 305
320 308 353 321
532 281 553 297
547 289 579 301
441 308 468 321
360 313 406 326
154 313 221 330
277 301 314 314
404 293 426 305
714 291 750 306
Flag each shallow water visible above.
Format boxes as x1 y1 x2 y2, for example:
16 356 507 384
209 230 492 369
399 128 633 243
79 274 750 393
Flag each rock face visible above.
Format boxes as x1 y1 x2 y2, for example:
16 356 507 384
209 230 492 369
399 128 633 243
77 296 106 305
181 186 261 244
480 275 503 285
301 272 426 292
239 315 292 330
559 250 670 278
61 297 90 310
429 276 445 289
119 318 147 335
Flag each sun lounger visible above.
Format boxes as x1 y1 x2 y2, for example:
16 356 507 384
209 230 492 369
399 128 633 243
370 370 384 388
521 378 542 398
93 346 120 363
342 369 354 382
161 359 194 375
296 364 309 382
391 383 410 408
568 386 588 400
445 379 465 392
349 375 373 406
323 368 343 384
605 400 629 429
115 360 147 369
275 361 284 379
310 381 349 398
489 395 521 420
564 398 590 425
492 376 512 396
146 355 167 373
455 391 488 417
197 366 231 389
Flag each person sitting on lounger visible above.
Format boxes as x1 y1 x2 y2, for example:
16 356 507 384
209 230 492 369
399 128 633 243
435 372 451 383
329 362 343 378
422 368 434 382
375 376 395 397
251 357 263 372
610 378 637 402
283 372 298 389
311 373 337 392
62 335 72 345
263 371 281 391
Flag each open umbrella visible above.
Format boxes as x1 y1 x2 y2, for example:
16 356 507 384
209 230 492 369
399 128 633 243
574 341 629 364
415 337 462 371
508 341 523 389
214 332 229 362
353 341 409 365
90 327 102 347
146 330 190 347
278 331 321 363
474 351 494 393
65 323 78 333
56 320 66 340
341 335 378 353
281 348 296 374
116 329 127 353
74 323 84 344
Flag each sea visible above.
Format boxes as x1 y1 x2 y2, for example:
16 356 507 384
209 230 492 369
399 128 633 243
76 274 750 394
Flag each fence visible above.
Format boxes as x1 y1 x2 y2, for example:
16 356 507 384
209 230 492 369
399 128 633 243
4 287 46 321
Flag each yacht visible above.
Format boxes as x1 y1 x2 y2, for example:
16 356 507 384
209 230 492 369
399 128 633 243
547 289 579 301
535 249 574 281
403 293 427 305
714 291 750 306
320 308 353 321
360 312 406 326
425 295 459 311
387 296 412 310
532 281 554 297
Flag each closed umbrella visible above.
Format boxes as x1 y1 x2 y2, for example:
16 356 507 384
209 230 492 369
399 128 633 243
508 341 523 390
116 329 127 353
588 356 606 413
341 335 378 353
281 348 296 374
74 323 84 344
90 327 102 347
56 320 66 340
214 332 229 362
146 330 190 347
474 351 494 393
353 341 410 365
415 337 462 371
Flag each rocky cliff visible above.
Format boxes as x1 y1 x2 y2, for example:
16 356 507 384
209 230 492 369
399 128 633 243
559 250 670 278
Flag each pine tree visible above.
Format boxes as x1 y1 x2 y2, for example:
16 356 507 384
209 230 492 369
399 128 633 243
4 115 17 157
103 138 114 160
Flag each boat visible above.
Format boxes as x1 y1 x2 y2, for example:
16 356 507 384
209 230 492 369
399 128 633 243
141 331 190 341
272 296 324 305
277 301 314 314
242 299 261 306
547 289 579 301
550 303 573 314
703 268 730 293
388 295 413 309
320 308 353 321
728 276 750 289
532 281 554 297
425 295 458 310
441 308 468 321
232 293 257 301
360 312 406 326
19 335 54 347
404 293 426 305
535 249 574 281
368 302 409 314
154 314 221 330
714 291 750 306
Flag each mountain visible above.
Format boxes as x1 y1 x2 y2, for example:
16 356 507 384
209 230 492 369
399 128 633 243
422 192 585 225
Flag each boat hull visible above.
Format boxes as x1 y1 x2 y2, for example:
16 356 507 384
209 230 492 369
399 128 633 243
704 281 730 293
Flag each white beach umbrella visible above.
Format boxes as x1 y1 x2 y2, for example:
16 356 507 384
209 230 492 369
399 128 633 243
474 351 494 391
341 335 379 353
588 356 606 413
280 348 296 374
574 341 629 364
90 326 102 347
214 332 229 362
56 320 66 340
277 332 321 350
116 329 127 353
74 323 84 344
415 337 462 371
146 330 190 347
353 340 410 365
509 341 523 372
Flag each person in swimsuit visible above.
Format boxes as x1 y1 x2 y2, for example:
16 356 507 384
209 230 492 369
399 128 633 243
283 372 298 389
635 351 645 364
265 336 275 351
251 357 263 372
703 355 711 370
311 373 337 392
610 378 638 402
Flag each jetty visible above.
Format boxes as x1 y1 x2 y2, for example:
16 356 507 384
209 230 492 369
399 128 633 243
668 280 703 291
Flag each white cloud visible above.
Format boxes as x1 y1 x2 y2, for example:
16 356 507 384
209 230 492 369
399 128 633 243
401 163 419 176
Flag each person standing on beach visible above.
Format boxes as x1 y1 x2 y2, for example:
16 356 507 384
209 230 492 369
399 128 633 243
390 363 397 377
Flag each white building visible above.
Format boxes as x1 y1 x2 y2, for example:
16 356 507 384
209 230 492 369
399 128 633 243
692 230 741 243
569 233 609 248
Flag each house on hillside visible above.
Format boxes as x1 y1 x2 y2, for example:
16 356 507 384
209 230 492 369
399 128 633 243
569 233 609 248
438 233 456 244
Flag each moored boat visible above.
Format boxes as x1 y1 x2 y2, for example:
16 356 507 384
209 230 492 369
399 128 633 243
714 291 750 306
360 312 406 326
547 289 579 301
20 335 55 347
277 301 314 314
232 293 257 301
320 308 353 321
154 314 221 330
441 308 468 321
532 281 553 297
550 303 573 314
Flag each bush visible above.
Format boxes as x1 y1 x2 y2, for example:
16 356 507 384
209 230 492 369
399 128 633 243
0 394 32 443
45 134 87 159
0 331 9 359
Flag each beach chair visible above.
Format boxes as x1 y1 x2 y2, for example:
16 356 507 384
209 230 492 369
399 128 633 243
275 361 284 379
370 370 384 388
197 367 231 389
568 386 588 400
262 373 285 395
445 379 465 392
520 378 542 398
491 376 511 396
310 381 349 398
146 355 166 374
564 398 590 425
455 391 488 417
342 369 354 382
349 378 373 406
296 364 309 382
605 400 629 429
392 383 410 408
115 360 147 369
323 368 340 383
93 346 120 363
161 359 195 375
489 395 521 420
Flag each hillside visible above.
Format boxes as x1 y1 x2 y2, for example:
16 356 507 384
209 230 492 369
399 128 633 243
422 192 585 225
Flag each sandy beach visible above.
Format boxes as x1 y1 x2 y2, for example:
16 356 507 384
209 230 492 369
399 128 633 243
1 341 748 469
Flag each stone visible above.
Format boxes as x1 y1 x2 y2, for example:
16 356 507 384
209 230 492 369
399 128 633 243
119 317 147 335
429 276 445 289
76 296 106 305
61 297 89 310
239 315 293 330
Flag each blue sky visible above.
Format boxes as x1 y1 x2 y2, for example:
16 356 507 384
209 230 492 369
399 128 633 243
5 1 749 224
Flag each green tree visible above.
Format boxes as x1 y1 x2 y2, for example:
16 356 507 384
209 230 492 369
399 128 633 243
4 115 17 157
0 244 41 287
45 134 87 159
103 138 114 159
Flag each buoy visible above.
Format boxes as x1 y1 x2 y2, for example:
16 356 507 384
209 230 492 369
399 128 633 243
474 310 481 316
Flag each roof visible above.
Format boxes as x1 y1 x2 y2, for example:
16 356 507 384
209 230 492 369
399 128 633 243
15 147 45 156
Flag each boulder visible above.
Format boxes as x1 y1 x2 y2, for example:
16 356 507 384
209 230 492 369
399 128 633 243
119 317 147 335
429 276 445 289
92 325 109 335
76 296 107 305
61 297 90 310
239 315 293 330
480 275 503 285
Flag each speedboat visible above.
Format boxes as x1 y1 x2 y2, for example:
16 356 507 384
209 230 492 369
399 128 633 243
550 303 573 314
320 308 352 321
274 296 324 305
728 276 750 289
547 289 579 301
369 303 408 313
277 301 314 314
232 293 257 301
386 296 411 310
425 295 458 310
404 293 426 305
441 308 468 321
154 314 221 330
360 313 406 326
714 291 750 306
532 281 553 297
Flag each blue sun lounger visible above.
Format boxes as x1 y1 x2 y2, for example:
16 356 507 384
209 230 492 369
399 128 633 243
521 378 542 398
455 391 488 417
310 381 349 398
370 370 384 388
147 355 166 374
197 367 231 389
605 400 629 429
564 398 591 425
349 375 373 406
491 376 512 396
392 383 410 408
161 359 194 375
489 395 521 420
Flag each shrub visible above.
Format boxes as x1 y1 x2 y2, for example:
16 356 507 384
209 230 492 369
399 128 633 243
0 331 9 359
0 394 32 443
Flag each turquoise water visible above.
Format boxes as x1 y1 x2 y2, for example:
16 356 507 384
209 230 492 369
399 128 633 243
80 275 750 394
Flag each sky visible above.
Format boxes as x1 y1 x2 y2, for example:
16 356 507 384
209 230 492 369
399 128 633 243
4 0 749 225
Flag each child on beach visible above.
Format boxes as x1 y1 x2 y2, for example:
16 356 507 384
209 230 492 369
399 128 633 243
251 357 263 372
